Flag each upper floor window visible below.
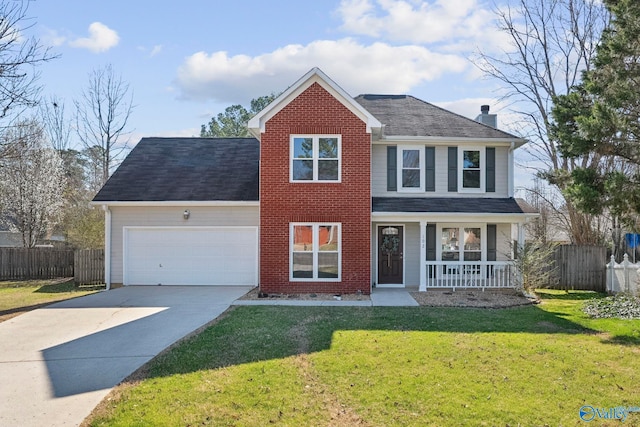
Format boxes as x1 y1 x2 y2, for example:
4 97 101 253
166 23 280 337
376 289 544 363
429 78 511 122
387 145 493 194
459 148 485 192
462 150 480 188
397 146 425 192
291 135 341 182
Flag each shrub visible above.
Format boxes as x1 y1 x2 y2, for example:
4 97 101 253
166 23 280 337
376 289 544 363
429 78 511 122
583 294 640 319
510 240 557 294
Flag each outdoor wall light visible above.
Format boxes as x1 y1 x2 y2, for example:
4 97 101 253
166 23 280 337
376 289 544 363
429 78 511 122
183 209 190 220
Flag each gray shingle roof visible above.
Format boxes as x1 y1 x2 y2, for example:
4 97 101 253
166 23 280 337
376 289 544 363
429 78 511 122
372 197 537 214
354 94 520 139
92 137 259 202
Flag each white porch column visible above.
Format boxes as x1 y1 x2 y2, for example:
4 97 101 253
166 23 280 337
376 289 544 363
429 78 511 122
516 222 525 289
419 220 427 291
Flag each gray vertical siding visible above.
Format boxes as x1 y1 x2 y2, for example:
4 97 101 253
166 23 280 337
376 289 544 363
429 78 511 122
372 144 510 197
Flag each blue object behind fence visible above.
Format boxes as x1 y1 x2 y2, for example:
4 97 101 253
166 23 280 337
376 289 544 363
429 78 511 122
625 233 640 248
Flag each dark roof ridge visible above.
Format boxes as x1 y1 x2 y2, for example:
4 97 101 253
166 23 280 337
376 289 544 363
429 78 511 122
354 94 522 140
402 95 520 139
358 94 408 100
138 136 258 141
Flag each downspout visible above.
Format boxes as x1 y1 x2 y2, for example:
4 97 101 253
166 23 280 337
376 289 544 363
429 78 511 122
508 141 515 197
102 204 111 290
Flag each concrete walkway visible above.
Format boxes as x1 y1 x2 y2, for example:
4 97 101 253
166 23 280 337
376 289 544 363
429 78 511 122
0 286 251 427
233 287 419 307
370 287 420 306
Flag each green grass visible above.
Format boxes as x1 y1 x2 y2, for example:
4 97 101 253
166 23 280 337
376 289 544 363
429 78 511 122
0 279 104 321
86 290 640 426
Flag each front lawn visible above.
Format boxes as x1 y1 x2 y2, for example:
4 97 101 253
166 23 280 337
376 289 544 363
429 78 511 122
86 290 640 426
0 279 104 322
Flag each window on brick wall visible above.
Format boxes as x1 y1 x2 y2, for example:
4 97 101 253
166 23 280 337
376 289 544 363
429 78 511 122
291 135 341 182
291 223 341 281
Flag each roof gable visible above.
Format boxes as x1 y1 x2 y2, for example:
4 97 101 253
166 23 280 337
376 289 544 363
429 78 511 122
248 67 381 136
354 94 523 141
92 137 259 203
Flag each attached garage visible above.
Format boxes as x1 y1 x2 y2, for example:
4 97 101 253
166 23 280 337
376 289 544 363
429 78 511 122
91 138 261 289
123 227 258 286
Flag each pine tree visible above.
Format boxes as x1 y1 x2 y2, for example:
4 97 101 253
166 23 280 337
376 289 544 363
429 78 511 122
551 0 640 226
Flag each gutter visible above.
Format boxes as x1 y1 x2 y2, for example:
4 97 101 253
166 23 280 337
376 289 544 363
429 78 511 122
102 205 111 290
508 141 515 197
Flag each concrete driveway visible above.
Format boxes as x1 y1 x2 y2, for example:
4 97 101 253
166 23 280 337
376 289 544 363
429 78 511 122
0 285 251 427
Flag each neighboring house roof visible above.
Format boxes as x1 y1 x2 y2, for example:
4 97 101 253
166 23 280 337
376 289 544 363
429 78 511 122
372 197 537 214
0 231 22 247
92 137 259 202
354 94 522 140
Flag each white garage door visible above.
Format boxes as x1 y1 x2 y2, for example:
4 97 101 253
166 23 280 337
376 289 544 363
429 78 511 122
124 227 258 286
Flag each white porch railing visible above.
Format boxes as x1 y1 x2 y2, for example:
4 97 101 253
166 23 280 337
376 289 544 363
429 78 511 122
424 261 514 290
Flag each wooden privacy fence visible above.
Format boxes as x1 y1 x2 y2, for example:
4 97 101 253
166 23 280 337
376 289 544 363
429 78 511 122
74 249 105 285
0 248 104 284
549 245 606 292
0 248 74 280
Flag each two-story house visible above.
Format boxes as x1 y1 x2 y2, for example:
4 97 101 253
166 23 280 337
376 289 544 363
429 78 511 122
92 68 537 293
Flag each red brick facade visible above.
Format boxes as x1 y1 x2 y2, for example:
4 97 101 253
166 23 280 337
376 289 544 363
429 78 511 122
259 82 371 294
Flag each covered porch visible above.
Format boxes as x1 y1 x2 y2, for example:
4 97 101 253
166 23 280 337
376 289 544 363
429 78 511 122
371 197 538 291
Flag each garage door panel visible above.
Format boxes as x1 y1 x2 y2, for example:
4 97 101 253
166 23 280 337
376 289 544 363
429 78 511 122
124 227 257 286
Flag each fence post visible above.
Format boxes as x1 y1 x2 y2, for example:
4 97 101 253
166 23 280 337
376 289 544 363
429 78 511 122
623 254 630 293
607 255 615 293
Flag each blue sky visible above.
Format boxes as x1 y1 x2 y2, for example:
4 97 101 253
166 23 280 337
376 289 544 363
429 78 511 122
28 0 533 188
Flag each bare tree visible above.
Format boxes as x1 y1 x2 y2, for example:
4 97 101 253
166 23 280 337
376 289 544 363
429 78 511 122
475 0 609 244
40 96 71 152
0 0 57 159
75 64 134 186
523 177 555 244
0 119 65 247
523 176 610 245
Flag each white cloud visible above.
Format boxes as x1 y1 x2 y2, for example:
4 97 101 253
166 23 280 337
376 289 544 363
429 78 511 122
69 22 119 53
337 0 509 53
149 45 163 58
42 28 67 47
175 38 467 103
137 44 164 58
435 97 504 121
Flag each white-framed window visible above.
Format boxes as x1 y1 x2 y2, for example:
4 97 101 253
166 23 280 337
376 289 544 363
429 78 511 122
291 135 341 182
291 223 341 281
439 224 485 262
459 148 485 191
397 145 424 192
